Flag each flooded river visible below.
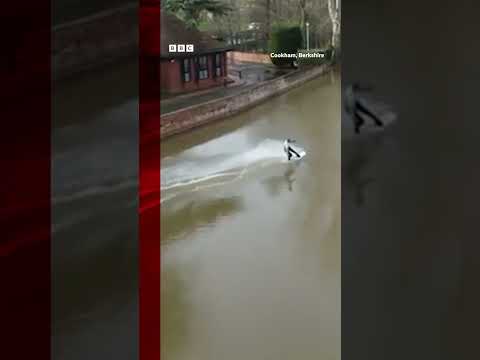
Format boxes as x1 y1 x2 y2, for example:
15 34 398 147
52 61 339 359
161 72 341 359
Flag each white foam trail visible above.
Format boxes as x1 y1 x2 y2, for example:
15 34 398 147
161 171 240 191
161 139 284 192
160 193 179 204
161 167 249 204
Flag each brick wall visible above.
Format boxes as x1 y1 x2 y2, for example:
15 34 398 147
160 53 228 94
227 51 272 65
161 65 327 138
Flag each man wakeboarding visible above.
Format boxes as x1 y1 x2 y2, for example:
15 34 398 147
283 138 301 161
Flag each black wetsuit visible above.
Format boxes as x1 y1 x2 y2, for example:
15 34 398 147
288 147 300 161
284 140 301 160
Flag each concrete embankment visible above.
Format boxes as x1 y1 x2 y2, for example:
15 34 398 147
53 3 137 81
161 65 329 139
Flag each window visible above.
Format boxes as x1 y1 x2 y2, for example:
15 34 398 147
214 53 222 77
182 58 191 82
198 56 208 80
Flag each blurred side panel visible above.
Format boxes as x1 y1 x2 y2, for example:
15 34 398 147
342 1 480 359
0 2 51 360
52 2 139 360
139 1 161 360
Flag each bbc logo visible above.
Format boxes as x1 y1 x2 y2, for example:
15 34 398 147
169 44 194 53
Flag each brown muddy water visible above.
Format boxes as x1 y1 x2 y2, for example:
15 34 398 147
161 71 341 360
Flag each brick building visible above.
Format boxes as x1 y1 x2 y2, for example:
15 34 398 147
160 11 232 94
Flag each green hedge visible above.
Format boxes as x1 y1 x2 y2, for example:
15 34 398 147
297 48 332 66
268 25 303 66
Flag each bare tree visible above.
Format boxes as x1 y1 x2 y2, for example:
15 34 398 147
266 0 271 39
305 0 330 48
298 0 307 29
201 0 337 53
327 0 340 48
